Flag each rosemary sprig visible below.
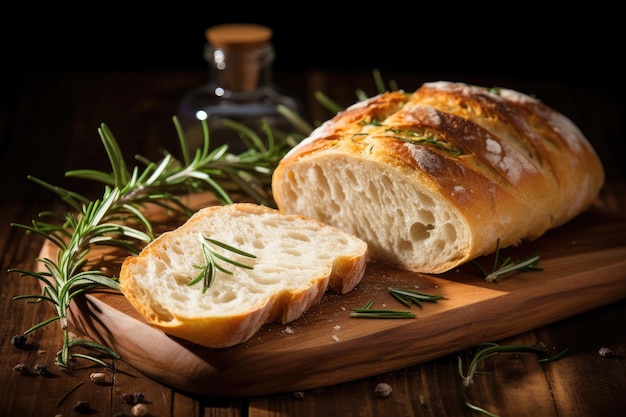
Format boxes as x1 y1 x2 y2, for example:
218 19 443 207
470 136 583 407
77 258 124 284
458 342 569 417
9 115 296 369
472 239 542 283
350 286 444 319
386 128 462 157
189 236 256 292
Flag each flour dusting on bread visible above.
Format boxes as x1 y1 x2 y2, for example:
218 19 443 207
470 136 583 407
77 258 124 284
272 81 605 273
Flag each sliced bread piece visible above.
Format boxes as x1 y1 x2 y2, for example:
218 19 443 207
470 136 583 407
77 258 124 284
119 203 368 348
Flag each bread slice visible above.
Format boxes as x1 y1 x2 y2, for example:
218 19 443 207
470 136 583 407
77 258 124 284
119 203 368 348
272 81 605 273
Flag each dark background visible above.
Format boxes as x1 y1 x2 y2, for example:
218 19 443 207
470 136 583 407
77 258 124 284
1 6 624 183
2 7 622 88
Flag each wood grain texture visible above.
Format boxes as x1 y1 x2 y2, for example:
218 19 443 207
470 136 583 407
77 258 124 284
37 196 626 397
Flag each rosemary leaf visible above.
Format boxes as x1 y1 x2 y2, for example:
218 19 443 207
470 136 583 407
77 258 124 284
206 238 256 259
485 255 541 282
22 316 61 334
472 238 542 283
277 104 314 135
13 294 58 304
210 251 255 269
65 353 109 368
538 347 570 363
68 337 122 358
349 310 416 319
388 287 443 307
315 90 344 114
373 68 386 94
8 267 56 289
349 298 416 319
98 123 130 187
390 291 413 308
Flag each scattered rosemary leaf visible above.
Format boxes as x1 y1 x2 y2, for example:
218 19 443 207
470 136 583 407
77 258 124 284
471 239 542 283
388 287 443 308
349 298 416 319
458 342 569 416
349 309 416 319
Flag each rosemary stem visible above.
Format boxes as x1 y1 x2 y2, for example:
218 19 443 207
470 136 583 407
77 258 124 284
485 255 541 282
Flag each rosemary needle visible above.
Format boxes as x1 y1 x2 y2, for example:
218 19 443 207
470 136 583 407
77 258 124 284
485 255 541 282
349 309 416 319
388 287 443 308
56 382 84 408
472 239 542 283
349 298 416 319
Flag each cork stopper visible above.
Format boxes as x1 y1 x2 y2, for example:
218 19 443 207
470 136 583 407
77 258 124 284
205 24 273 92
205 24 273 51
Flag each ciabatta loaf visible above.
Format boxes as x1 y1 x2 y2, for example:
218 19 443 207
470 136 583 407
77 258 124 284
272 81 605 273
119 203 368 348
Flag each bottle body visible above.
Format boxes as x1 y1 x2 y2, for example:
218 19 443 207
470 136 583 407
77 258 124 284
178 80 303 154
178 26 304 154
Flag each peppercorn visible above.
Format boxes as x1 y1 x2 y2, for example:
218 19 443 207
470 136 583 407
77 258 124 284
73 400 91 413
10 334 26 348
34 363 48 376
121 392 136 404
121 391 145 404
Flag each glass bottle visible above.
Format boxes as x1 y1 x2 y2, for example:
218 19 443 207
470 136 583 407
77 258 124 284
178 23 305 154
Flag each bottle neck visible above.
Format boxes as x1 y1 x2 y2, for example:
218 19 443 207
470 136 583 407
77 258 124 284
203 43 275 93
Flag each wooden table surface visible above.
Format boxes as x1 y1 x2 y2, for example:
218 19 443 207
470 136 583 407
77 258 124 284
1 69 625 417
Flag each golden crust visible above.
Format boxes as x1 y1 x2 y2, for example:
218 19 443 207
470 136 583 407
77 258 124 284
272 81 605 273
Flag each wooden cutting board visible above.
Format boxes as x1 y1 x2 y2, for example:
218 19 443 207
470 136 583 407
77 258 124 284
38 194 626 397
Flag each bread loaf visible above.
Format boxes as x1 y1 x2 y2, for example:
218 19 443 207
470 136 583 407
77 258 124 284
119 203 368 348
272 81 605 273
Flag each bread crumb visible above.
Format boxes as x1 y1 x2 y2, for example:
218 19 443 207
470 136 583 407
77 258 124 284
333 325 341 331
598 347 614 357
374 382 392 398
283 326 294 334
131 403 149 416
332 334 340 342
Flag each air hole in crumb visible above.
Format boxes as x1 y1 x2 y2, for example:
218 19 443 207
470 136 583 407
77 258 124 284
409 222 434 241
